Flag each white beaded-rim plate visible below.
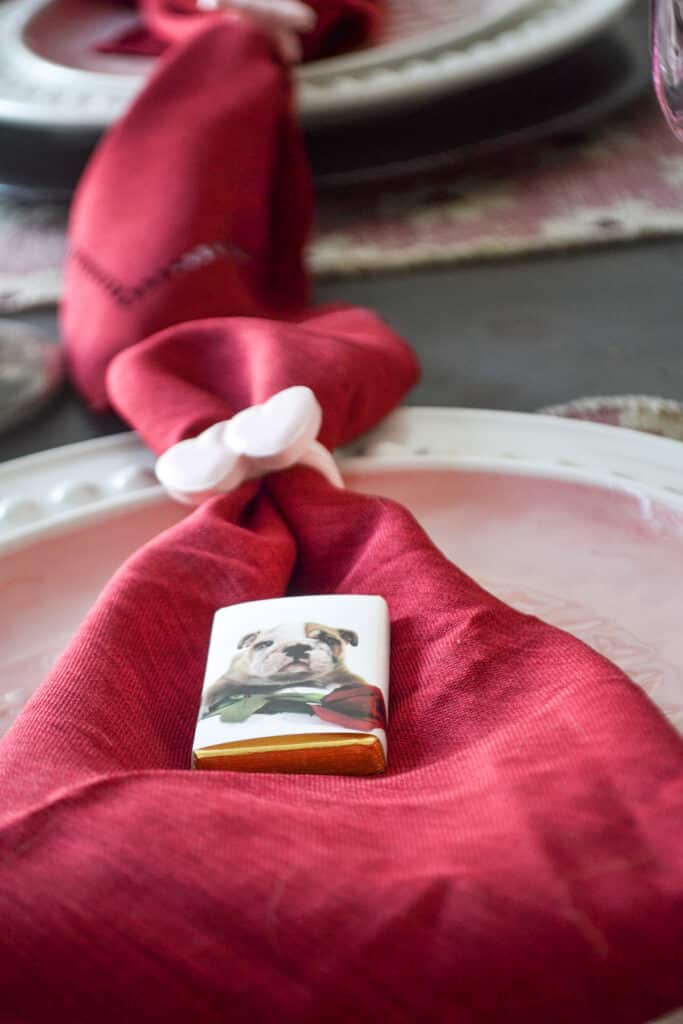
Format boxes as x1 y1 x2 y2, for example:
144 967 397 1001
0 0 631 128
3 408 683 780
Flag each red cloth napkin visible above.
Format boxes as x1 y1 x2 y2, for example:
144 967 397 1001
64 21 312 409
3 13 683 1024
97 0 383 62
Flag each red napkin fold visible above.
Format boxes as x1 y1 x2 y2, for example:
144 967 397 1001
4 12 683 1024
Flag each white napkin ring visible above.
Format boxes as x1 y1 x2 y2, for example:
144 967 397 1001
155 386 344 505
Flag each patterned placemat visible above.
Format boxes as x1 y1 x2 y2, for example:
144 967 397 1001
312 96 683 275
540 395 683 441
2 97 683 312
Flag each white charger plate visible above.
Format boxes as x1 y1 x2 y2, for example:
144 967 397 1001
0 0 631 127
2 407 683 761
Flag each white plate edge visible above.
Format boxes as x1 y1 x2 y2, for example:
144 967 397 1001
2 406 683 554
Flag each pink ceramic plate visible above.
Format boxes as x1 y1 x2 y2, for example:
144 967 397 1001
2 408 683 747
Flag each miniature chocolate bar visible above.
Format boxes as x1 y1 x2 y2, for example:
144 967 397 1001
193 595 389 775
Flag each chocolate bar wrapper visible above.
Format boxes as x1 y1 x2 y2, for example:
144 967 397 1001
193 594 389 775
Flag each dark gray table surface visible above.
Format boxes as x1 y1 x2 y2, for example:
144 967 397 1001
1 237 683 463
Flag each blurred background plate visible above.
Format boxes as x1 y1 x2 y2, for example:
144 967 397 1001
2 408 683 741
0 0 632 131
0 320 62 433
309 6 648 191
0 1 648 199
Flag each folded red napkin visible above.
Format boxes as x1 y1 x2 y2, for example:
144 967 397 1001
98 0 383 62
2 312 682 1019
64 20 313 409
3 12 683 1024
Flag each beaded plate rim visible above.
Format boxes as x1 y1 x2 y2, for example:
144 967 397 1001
2 405 683 554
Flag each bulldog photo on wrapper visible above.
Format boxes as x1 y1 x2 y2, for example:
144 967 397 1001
200 622 387 732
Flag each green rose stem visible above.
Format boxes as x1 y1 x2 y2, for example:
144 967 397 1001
201 688 330 722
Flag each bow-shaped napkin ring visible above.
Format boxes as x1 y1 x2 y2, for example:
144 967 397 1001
155 386 344 505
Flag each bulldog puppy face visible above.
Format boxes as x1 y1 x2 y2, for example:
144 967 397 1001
236 622 358 684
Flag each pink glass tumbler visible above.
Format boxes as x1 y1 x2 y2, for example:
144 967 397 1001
652 0 683 138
